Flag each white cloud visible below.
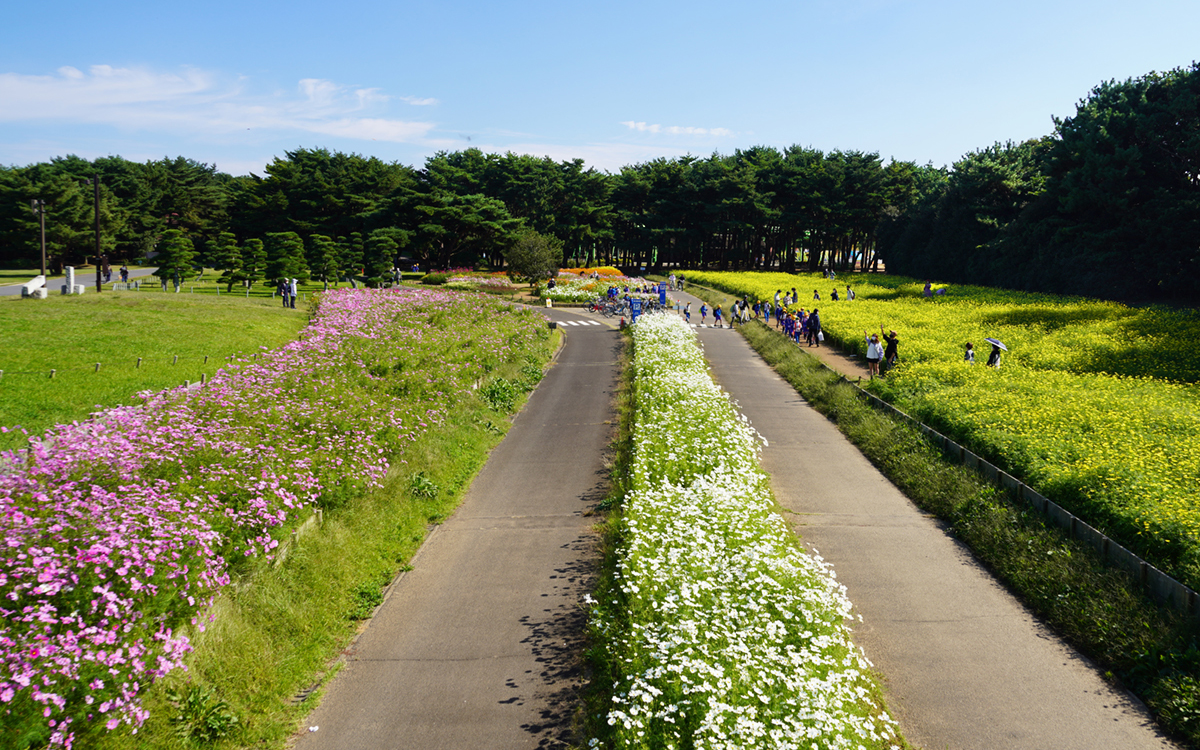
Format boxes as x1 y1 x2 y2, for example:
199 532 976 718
0 65 435 144
399 96 438 106
620 121 734 138
307 118 433 142
472 141 702 173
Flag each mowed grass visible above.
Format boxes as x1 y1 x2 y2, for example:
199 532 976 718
0 292 307 450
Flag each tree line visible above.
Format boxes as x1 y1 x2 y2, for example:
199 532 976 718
881 62 1200 302
2 61 1197 301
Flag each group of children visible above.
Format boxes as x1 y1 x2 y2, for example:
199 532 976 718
775 307 823 346
684 301 745 328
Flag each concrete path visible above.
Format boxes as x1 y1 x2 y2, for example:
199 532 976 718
0 267 159 297
294 308 619 750
673 291 1178 750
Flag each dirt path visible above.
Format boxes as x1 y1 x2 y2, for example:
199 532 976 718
668 289 1177 749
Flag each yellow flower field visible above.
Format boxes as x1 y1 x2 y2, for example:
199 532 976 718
688 271 1200 587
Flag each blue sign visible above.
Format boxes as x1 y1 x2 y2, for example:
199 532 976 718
658 282 667 305
630 297 643 322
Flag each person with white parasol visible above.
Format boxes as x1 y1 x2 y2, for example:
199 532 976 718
985 337 1007 367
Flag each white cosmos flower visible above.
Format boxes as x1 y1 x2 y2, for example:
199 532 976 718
588 314 895 748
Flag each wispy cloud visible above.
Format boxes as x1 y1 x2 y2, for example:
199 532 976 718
453 141 702 173
620 121 734 137
0 65 436 143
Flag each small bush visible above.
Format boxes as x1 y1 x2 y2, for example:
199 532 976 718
409 472 439 499
420 273 449 285
165 685 238 743
479 378 518 411
348 578 388 620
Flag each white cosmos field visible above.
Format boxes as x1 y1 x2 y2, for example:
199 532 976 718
588 313 898 749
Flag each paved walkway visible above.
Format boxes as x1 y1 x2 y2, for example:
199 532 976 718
672 290 1178 750
0 267 159 296
294 309 620 749
292 289 1177 749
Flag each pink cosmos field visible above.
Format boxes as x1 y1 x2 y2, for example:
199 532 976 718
0 287 546 748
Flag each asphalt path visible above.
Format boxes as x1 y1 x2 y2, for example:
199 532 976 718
0 267 159 296
671 290 1178 750
294 307 620 750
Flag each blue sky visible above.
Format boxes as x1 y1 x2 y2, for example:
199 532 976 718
2 0 1197 176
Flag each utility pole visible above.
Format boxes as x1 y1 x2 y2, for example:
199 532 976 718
29 199 47 277
92 175 102 292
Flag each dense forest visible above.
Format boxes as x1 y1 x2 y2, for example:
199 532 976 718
2 62 1197 301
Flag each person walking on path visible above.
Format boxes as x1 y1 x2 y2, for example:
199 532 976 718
713 304 724 328
289 278 299 309
700 303 708 325
807 308 822 347
277 278 290 308
684 302 691 323
881 326 899 373
865 331 884 378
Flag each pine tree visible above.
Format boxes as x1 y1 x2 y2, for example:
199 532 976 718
308 234 340 290
211 231 242 292
363 231 397 287
153 229 196 292
265 231 309 283
241 238 266 288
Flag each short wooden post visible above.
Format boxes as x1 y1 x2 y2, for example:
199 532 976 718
94 362 101 372
50 369 56 379
173 355 179 365
137 357 143 368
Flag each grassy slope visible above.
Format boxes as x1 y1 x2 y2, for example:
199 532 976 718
48 294 563 749
91 400 531 750
0 293 307 450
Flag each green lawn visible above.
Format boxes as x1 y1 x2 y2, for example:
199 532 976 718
0 292 308 450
